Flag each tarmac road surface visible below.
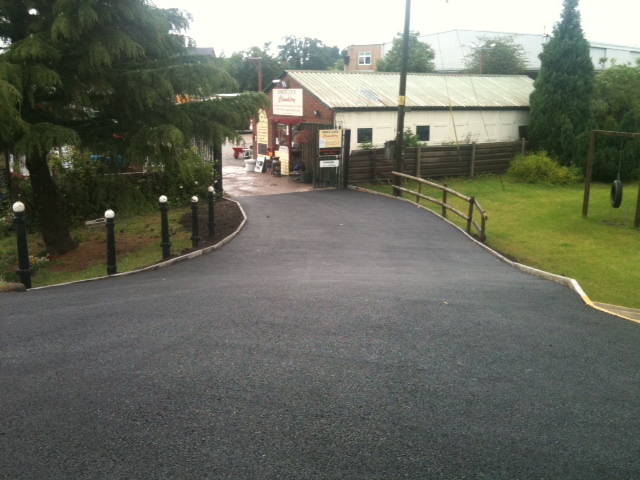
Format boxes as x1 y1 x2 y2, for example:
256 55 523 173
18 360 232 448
2 189 639 479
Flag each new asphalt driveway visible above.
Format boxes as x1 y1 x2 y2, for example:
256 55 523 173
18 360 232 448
2 189 639 479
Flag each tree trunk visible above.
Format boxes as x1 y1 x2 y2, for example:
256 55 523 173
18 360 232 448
25 152 77 255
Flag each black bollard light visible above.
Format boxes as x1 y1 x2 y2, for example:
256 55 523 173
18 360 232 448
105 209 117 275
207 185 215 237
159 195 171 259
12 201 32 289
191 196 201 248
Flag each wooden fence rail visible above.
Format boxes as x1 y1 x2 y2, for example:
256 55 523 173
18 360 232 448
391 171 488 242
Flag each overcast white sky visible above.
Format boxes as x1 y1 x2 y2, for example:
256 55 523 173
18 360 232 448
151 0 639 55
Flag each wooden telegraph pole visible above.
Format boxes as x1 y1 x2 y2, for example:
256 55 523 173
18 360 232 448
393 0 411 196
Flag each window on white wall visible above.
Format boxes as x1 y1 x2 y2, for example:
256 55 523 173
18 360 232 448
357 128 373 143
358 51 372 65
416 125 430 142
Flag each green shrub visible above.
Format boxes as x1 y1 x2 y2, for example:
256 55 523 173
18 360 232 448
403 128 423 147
507 152 582 185
3 150 217 235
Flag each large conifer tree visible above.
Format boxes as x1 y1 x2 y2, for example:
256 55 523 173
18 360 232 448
0 0 265 254
528 0 594 166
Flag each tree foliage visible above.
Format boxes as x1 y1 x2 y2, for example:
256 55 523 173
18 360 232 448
590 60 640 180
528 0 594 168
277 36 340 71
0 0 266 254
219 45 285 92
376 31 435 73
464 36 528 74
593 60 640 129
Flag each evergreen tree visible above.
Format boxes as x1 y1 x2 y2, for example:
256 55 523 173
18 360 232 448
528 0 594 166
376 31 435 73
0 0 265 254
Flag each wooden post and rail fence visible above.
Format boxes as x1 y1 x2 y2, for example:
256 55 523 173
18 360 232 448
390 171 488 242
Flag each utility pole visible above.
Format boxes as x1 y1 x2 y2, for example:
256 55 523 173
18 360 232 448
393 0 411 195
246 56 263 92
245 56 263 159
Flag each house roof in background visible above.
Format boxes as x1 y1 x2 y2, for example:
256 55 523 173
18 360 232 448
190 47 216 57
285 71 534 109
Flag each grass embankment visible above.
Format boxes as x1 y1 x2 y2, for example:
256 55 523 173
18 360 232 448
0 205 195 289
362 176 640 309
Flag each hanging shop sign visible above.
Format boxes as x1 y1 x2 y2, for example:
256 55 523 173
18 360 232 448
273 89 303 116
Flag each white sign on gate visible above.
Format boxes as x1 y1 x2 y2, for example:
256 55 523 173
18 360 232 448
320 159 340 168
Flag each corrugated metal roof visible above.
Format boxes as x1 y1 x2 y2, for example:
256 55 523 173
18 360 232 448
287 71 534 109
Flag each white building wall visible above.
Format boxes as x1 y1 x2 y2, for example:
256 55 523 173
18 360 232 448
381 30 640 73
338 110 530 152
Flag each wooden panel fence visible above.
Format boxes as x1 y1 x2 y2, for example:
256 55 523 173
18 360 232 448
348 140 526 184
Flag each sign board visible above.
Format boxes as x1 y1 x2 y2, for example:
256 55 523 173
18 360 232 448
273 89 303 116
255 158 265 172
320 159 340 168
319 130 343 156
256 109 269 155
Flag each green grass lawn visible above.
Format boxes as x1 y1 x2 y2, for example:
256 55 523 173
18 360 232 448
362 176 640 309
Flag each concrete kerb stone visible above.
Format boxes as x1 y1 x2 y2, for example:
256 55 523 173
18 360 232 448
1 282 27 293
17 198 248 292
348 185 638 324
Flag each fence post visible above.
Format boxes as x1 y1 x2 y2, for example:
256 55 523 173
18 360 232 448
442 184 448 218
191 196 201 248
159 195 171 260
467 196 474 234
415 145 422 178
105 209 117 275
342 129 351 189
207 185 215 237
372 151 377 182
470 142 476 177
12 201 32 289
480 213 487 242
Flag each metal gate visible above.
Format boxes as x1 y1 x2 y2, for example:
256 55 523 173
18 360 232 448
293 124 343 188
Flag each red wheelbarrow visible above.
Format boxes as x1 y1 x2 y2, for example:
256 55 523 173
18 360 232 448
232 146 253 159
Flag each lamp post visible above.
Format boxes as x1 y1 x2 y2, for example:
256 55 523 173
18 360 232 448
105 209 117 275
191 196 201 248
12 201 31 289
207 185 215 237
159 195 171 259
